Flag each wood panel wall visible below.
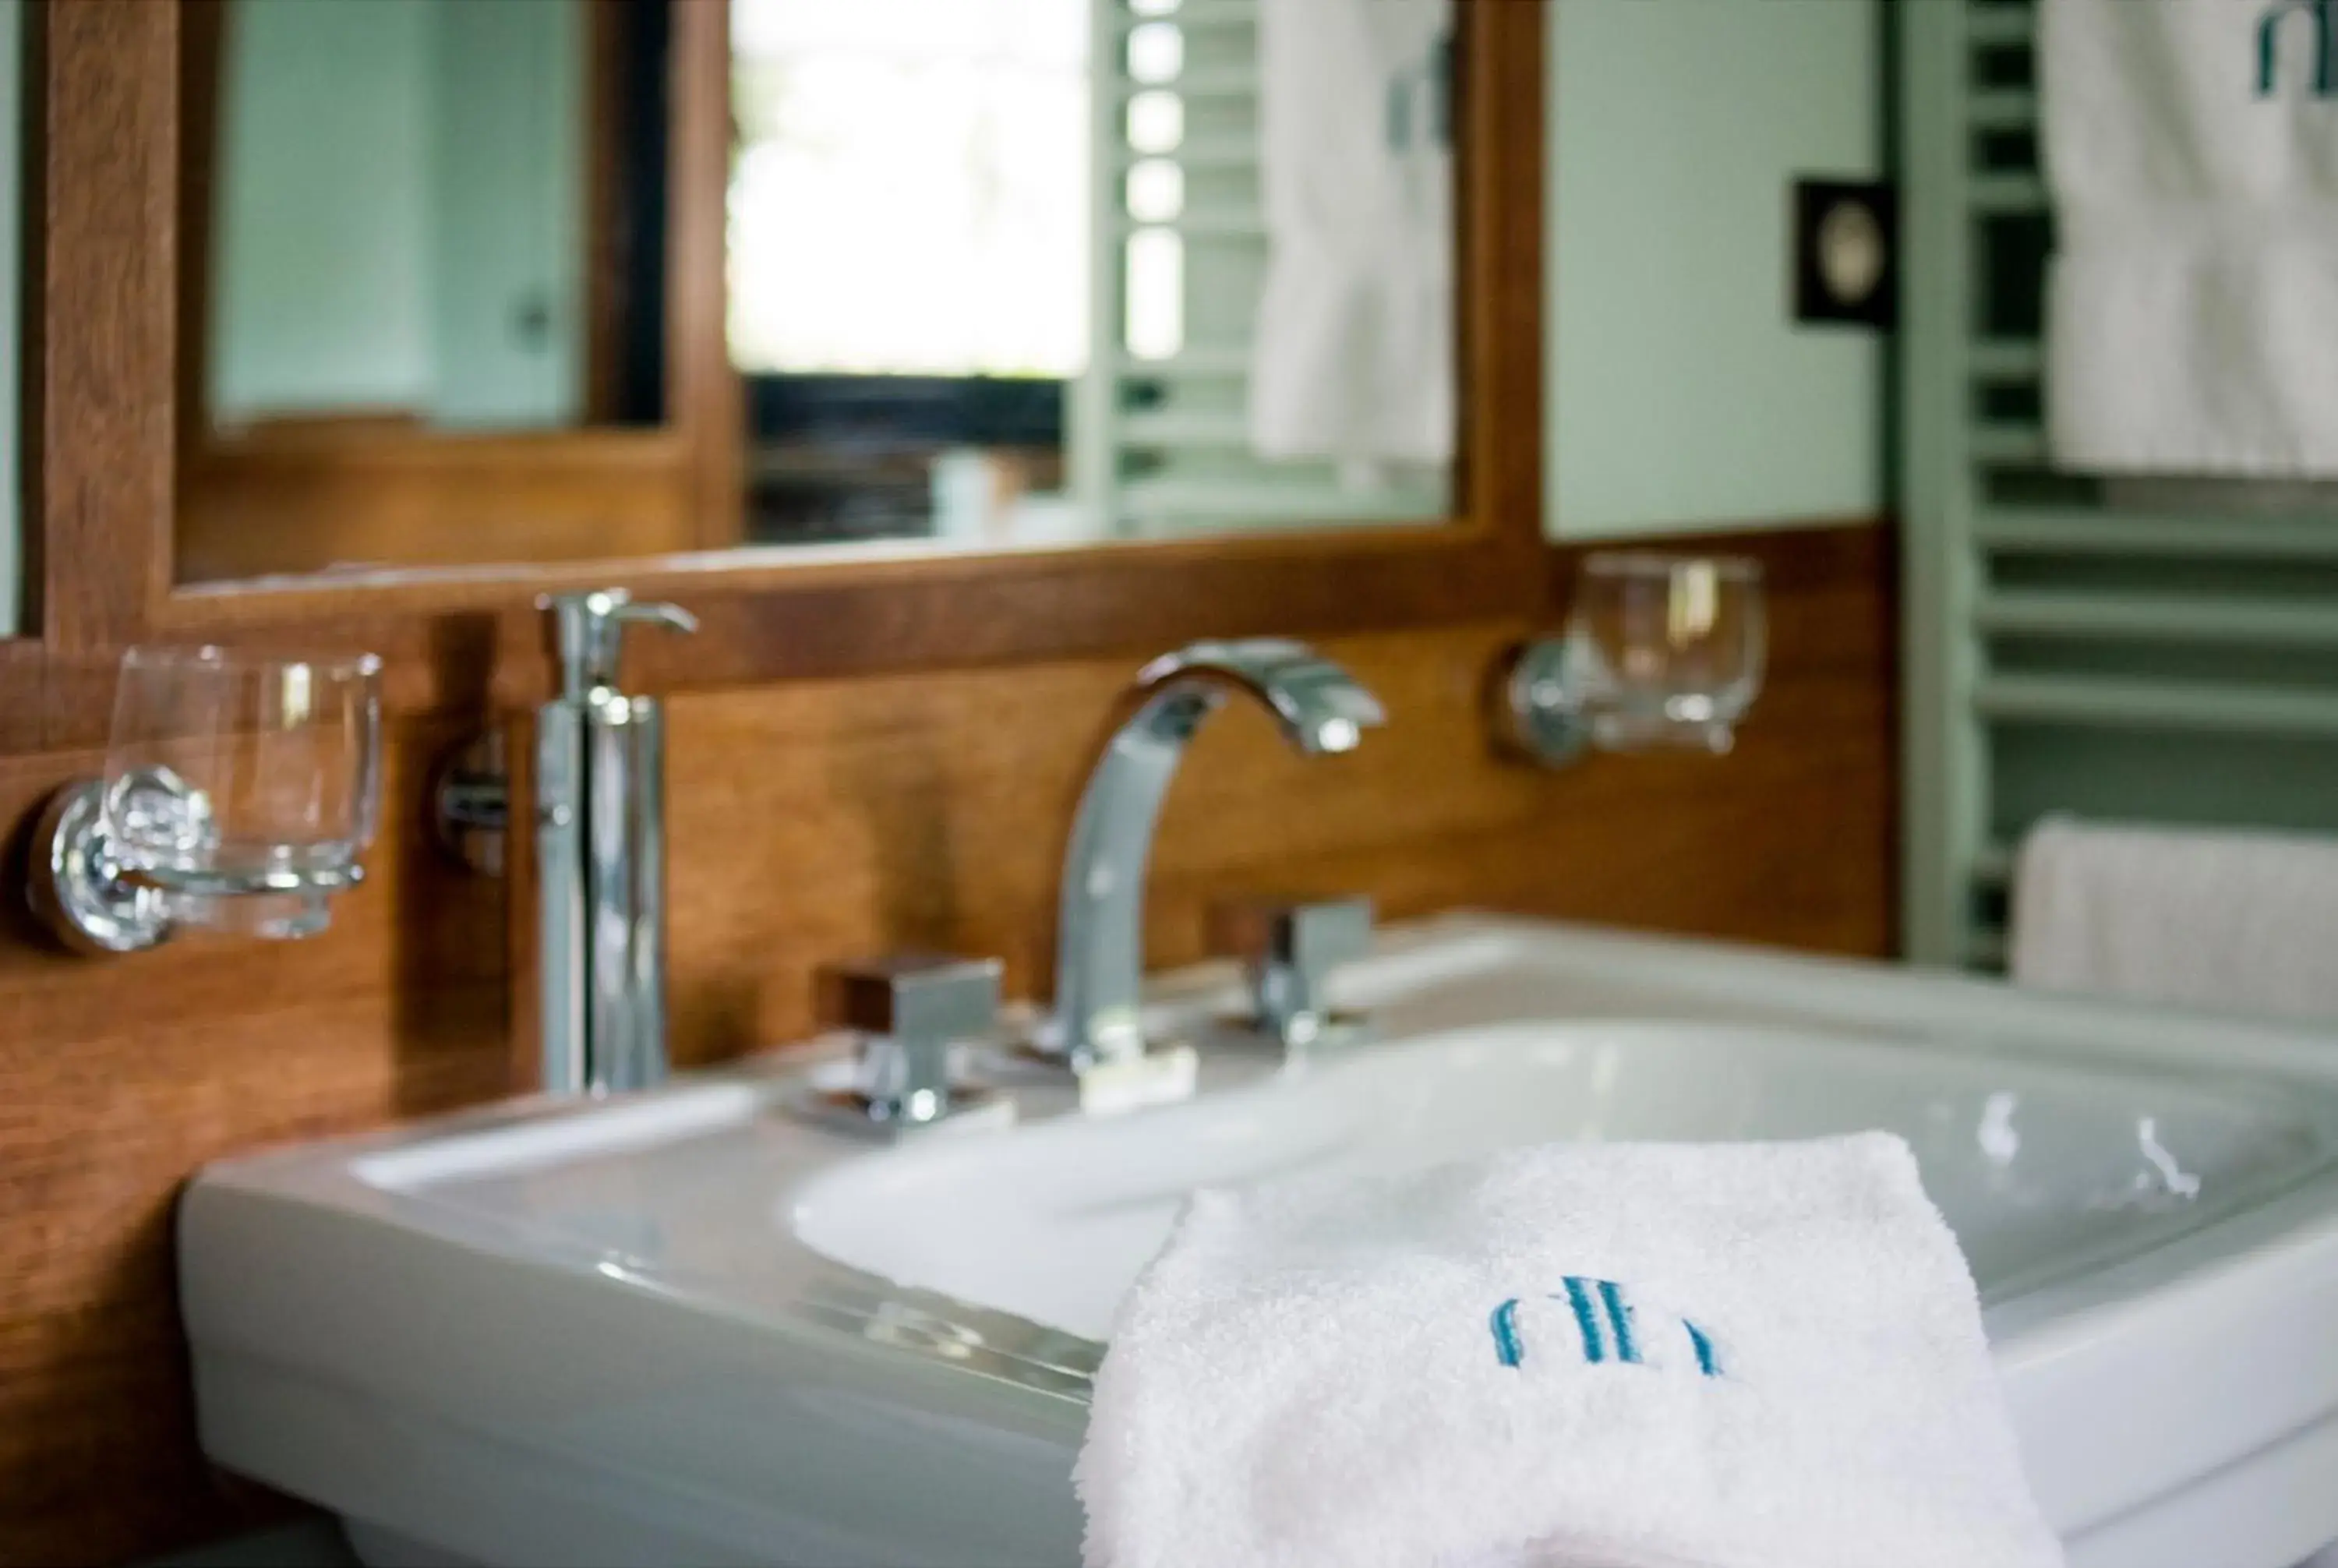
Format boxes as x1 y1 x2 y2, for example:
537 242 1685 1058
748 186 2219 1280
0 521 1892 1566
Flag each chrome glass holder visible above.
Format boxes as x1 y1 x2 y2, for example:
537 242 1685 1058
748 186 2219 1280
1498 639 1595 768
28 779 174 955
27 769 366 955
1503 553 1765 768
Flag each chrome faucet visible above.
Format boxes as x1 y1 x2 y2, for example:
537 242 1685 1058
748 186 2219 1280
534 589 698 1096
1045 640 1385 1078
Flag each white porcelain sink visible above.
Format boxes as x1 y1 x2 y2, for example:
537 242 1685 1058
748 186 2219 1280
180 916 2338 1568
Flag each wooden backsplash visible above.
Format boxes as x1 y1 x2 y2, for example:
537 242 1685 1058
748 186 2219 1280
0 523 1891 1565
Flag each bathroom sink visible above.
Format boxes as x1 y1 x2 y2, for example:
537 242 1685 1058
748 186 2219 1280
181 916 2338 1568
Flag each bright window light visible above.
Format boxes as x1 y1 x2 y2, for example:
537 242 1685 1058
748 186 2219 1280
1126 89 1183 154
1125 159 1183 224
728 0 1088 377
1125 22 1183 84
1125 228 1182 361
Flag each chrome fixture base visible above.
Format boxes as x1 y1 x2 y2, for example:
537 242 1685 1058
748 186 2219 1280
1498 639 1593 768
1070 1039 1199 1114
789 1080 1018 1142
1005 1032 1202 1115
430 731 510 877
28 779 173 955
1213 1007 1372 1058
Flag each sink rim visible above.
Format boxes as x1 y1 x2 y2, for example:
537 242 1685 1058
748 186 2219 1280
188 913 2338 1397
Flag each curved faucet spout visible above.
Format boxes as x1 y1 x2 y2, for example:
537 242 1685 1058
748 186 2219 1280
1051 640 1386 1069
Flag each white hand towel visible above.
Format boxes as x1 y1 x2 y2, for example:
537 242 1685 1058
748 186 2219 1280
1075 1132 2062 1568
1249 0 1453 467
2011 815 2338 1022
2042 0 2338 476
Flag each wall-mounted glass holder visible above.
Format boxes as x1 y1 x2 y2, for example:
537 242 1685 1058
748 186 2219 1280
1498 553 1765 768
27 647 383 955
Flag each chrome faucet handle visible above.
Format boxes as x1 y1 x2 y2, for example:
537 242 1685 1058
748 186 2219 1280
800 953 1015 1137
1210 895 1374 1051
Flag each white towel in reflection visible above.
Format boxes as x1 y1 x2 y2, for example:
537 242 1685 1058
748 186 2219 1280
1249 0 1452 467
2012 816 2338 1022
2042 0 2338 475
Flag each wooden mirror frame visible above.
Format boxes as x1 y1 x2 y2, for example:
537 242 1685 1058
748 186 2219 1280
2 0 1544 752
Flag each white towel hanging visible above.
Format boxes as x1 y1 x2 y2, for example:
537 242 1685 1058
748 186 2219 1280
2011 815 2338 1022
1248 0 1453 468
2042 0 2338 477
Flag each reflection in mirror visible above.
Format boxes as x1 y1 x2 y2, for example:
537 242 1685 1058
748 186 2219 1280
194 0 666 435
0 0 19 636
176 0 1457 584
729 0 1454 550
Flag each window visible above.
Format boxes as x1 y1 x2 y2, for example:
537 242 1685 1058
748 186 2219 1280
727 0 1089 378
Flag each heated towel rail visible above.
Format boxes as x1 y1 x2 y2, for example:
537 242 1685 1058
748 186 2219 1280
1072 0 1446 539
1902 0 2338 969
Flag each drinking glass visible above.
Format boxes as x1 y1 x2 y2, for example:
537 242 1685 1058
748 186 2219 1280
98 646 383 939
1563 554 1765 753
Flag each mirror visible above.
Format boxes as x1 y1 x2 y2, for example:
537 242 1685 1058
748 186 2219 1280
177 0 1458 583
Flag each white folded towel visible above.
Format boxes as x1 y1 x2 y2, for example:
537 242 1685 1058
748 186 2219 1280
1075 1133 2062 1568
2011 815 2338 1022
2041 0 2338 476
1249 0 1453 467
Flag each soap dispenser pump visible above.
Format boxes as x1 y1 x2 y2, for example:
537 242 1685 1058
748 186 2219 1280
535 588 698 1097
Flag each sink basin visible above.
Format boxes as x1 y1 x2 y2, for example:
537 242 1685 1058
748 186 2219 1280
796 1019 2320 1341
181 916 2338 1568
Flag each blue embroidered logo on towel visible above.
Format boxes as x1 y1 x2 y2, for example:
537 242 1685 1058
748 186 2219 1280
2259 0 2338 97
1490 1280 1722 1379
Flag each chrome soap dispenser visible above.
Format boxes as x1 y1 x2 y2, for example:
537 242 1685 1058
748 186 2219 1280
535 588 698 1097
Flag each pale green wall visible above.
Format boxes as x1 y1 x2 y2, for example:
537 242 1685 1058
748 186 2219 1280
209 0 584 429
210 0 436 422
427 0 584 429
1548 0 1883 540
